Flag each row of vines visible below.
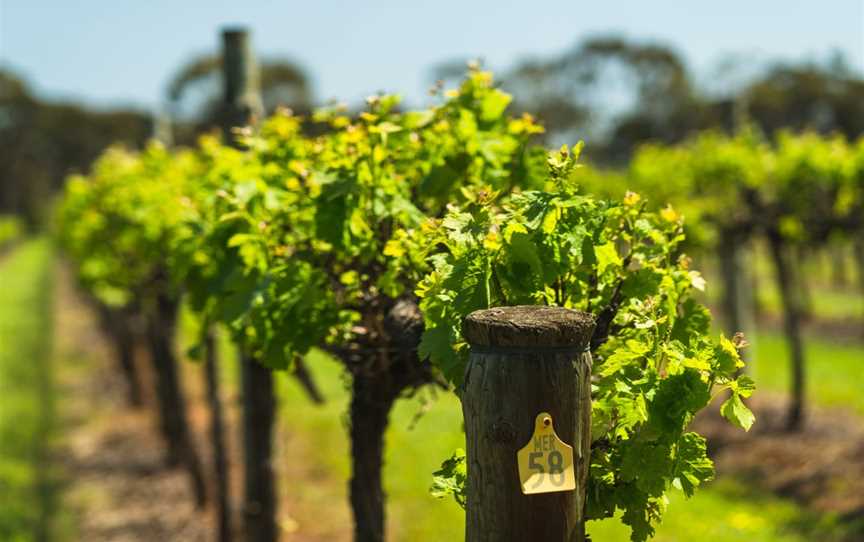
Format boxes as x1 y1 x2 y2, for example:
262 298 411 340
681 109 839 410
54 45 862 542
581 129 864 429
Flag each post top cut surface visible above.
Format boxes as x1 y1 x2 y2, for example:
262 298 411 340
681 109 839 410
222 27 249 38
463 305 595 349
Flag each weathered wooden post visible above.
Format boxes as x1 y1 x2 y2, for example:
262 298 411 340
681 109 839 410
93 302 143 408
221 27 273 542
718 229 755 368
203 327 231 542
222 28 263 142
144 283 208 507
462 306 595 542
150 109 174 147
855 239 864 326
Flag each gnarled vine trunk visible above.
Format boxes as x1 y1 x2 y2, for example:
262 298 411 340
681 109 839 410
97 304 143 407
241 354 277 542
793 245 813 321
144 291 208 507
349 373 396 542
342 299 432 542
293 356 325 404
768 233 806 431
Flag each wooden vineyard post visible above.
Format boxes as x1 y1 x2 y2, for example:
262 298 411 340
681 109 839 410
718 228 755 369
221 27 272 542
462 306 595 542
144 290 208 507
222 27 263 143
855 239 864 326
203 328 231 542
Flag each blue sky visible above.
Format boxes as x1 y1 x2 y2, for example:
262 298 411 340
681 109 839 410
1 0 862 112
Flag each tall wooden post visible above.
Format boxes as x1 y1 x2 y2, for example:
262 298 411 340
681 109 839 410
718 229 755 367
221 27 277 542
854 239 864 327
150 109 174 147
204 328 231 542
145 289 208 507
94 303 143 408
461 306 595 542
222 28 263 143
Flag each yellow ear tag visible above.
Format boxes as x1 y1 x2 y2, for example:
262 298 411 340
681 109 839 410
517 412 576 495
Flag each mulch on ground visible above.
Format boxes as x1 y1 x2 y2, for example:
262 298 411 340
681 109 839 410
697 394 864 528
53 263 354 541
54 265 213 541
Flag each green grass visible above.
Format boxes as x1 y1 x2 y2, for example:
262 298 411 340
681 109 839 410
277 350 845 542
700 242 864 322
753 282 864 322
588 478 847 541
0 239 64 541
697 242 864 415
750 329 864 416
751 243 864 321
277 349 465 540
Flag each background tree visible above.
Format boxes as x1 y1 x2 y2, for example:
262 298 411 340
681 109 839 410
166 54 314 145
0 70 150 226
742 57 864 139
433 36 864 166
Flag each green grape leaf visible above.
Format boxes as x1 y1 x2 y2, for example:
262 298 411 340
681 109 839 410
430 448 467 508
419 326 463 385
720 392 755 431
620 441 672 496
672 433 714 497
596 241 622 275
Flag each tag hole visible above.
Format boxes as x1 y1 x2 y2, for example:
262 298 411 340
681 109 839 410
543 417 551 427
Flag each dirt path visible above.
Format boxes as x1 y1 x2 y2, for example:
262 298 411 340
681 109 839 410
696 394 864 533
54 264 213 541
53 263 354 541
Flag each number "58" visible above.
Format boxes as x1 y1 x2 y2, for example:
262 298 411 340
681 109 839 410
528 450 565 488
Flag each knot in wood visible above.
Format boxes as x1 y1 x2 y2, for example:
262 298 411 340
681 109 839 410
384 299 424 346
462 305 595 349
487 419 516 444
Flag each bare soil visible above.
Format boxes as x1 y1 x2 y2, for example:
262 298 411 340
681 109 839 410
53 264 353 541
757 311 864 343
54 264 213 541
696 394 864 529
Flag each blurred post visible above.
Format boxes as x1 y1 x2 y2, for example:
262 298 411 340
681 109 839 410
150 109 174 147
221 27 276 542
855 239 864 330
203 326 231 542
95 303 143 408
767 233 807 430
718 230 754 367
222 28 263 143
461 306 594 542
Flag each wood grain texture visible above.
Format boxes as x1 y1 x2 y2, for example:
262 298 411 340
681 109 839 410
462 306 594 542
221 28 263 143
